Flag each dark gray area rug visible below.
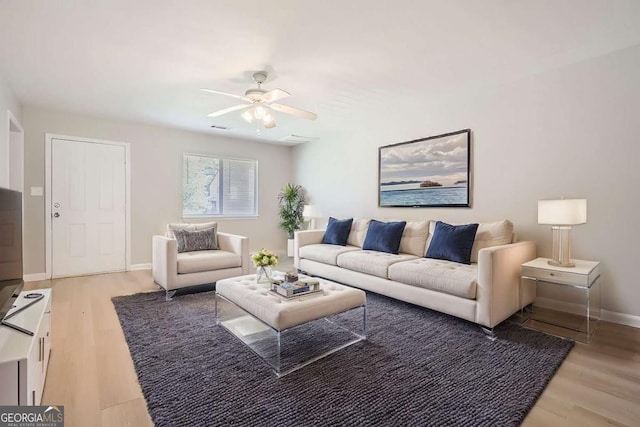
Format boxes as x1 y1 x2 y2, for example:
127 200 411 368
112 290 573 427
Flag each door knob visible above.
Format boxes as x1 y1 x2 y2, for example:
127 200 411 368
53 212 60 218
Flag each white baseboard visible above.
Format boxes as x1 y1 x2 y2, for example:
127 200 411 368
601 310 640 329
128 263 152 271
535 297 640 329
23 273 47 282
25 265 152 280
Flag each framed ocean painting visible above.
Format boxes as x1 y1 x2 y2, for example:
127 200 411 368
378 129 471 208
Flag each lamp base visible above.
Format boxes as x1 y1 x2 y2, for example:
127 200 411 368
547 259 575 268
550 226 575 268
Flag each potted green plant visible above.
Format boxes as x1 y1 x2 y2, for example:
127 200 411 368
278 183 306 256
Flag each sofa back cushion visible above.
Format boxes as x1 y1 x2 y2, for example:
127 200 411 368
322 217 353 246
346 218 370 248
425 219 514 263
362 220 407 254
398 220 431 256
426 221 479 265
470 220 514 262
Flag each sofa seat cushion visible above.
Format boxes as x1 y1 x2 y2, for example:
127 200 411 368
177 250 241 274
337 250 418 279
299 244 361 266
388 258 478 299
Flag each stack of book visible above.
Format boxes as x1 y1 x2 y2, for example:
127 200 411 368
270 278 321 298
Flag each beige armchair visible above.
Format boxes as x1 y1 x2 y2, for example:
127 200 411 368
152 229 249 300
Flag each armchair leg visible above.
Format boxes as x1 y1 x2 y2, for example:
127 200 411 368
480 326 497 341
165 290 177 301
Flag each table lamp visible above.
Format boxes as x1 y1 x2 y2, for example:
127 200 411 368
302 205 321 230
538 199 587 267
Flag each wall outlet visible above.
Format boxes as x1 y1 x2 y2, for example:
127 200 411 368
30 187 43 196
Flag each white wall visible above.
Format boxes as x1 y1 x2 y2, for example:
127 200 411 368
293 44 640 317
0 73 23 188
22 106 293 274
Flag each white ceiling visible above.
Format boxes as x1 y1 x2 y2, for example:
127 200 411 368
1 0 639 144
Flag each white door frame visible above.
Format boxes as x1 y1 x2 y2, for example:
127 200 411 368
6 110 24 188
45 133 131 279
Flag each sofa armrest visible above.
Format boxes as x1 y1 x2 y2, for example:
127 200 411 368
152 235 178 290
218 232 250 274
476 241 536 328
294 229 325 268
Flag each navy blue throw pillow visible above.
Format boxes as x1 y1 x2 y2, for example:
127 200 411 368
426 221 479 264
322 217 353 246
362 220 407 254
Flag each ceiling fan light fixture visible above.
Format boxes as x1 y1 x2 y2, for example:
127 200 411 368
242 110 254 123
254 105 267 120
264 116 276 129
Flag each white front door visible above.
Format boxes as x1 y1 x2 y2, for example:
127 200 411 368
51 139 126 278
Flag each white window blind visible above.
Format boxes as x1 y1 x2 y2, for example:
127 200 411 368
183 154 258 217
222 158 256 215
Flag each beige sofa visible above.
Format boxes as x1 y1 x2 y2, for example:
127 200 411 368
152 224 249 300
294 219 536 330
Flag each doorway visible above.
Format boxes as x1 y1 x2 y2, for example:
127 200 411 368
45 135 130 278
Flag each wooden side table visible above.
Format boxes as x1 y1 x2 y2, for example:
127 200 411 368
520 257 601 343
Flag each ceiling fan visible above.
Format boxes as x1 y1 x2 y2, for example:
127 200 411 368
201 71 317 129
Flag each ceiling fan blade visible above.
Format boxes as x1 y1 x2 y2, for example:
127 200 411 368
201 88 250 102
207 104 251 118
270 103 317 120
262 88 290 103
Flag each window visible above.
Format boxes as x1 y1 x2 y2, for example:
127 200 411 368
183 153 258 217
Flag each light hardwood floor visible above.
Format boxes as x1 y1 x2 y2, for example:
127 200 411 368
24 270 640 427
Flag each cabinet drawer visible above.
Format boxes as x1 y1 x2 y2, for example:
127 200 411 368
522 266 589 286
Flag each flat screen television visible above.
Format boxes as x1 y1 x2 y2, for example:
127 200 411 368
0 188 23 321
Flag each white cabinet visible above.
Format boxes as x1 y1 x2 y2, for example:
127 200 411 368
0 288 52 405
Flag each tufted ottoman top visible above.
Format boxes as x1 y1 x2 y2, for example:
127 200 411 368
216 274 366 331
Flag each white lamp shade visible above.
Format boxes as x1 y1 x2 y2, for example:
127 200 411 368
538 199 587 225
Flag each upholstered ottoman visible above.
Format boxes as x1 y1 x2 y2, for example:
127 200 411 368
215 273 366 376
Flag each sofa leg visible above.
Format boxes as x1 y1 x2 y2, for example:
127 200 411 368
165 290 177 301
480 326 497 341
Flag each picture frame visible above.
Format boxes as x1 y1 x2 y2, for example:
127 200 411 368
378 129 471 208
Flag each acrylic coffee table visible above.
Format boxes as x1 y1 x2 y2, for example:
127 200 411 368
215 272 366 377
